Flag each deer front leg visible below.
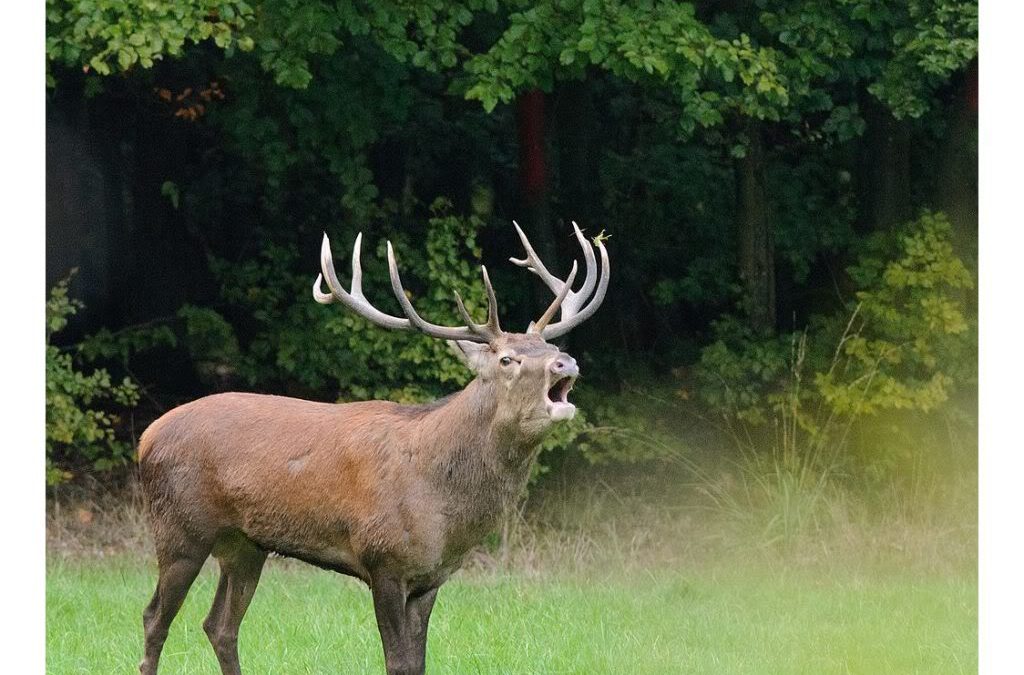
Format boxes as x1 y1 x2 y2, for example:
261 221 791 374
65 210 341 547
370 575 420 675
405 587 438 674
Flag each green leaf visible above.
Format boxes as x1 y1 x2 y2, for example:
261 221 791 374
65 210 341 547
117 47 135 70
160 181 180 210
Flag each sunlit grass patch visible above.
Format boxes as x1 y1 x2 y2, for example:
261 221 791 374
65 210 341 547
47 556 975 674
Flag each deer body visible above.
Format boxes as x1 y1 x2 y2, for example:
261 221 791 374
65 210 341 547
141 380 544 588
138 224 608 675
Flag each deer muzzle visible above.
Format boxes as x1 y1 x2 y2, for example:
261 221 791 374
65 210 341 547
545 357 578 421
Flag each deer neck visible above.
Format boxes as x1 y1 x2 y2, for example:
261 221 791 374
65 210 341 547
418 378 542 465
415 377 545 528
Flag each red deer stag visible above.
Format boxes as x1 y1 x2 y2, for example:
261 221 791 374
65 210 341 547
137 222 609 675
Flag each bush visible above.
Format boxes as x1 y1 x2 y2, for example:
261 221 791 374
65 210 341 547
697 211 974 442
46 274 140 485
816 211 975 415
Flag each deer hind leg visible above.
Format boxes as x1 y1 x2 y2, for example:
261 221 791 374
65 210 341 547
203 534 267 675
140 546 209 675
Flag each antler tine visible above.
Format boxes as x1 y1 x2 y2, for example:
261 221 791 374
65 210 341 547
312 274 334 304
480 265 502 334
315 233 411 331
386 243 497 344
453 291 480 329
531 261 577 333
509 221 562 295
453 265 502 336
349 231 364 295
567 222 598 315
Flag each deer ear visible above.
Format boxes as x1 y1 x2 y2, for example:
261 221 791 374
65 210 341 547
447 340 490 372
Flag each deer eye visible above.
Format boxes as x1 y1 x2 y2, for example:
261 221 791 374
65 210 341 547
499 356 512 366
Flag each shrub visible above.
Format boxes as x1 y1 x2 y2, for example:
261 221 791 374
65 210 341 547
816 211 975 415
696 211 974 444
46 273 140 485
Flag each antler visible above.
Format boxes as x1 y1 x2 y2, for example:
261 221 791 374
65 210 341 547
510 221 610 340
386 243 500 343
314 233 501 344
314 233 410 330
316 224 607 344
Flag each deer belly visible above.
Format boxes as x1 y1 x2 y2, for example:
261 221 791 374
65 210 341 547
244 519 370 580
278 540 369 580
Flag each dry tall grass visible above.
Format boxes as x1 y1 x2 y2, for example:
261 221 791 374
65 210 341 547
46 458 977 582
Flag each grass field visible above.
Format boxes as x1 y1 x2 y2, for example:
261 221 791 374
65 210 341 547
47 554 976 674
46 456 978 674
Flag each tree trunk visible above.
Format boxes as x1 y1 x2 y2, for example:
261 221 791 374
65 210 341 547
858 96 913 232
736 122 776 334
936 59 978 262
553 80 599 227
516 89 559 306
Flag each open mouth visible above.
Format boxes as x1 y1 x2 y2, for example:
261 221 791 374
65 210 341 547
545 376 576 420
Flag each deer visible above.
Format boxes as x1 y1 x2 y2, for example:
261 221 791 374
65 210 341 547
136 222 609 675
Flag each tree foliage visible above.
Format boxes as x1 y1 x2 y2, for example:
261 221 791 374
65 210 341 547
46 0 256 82
48 1 977 120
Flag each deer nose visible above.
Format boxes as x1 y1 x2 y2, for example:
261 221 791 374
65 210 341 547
550 357 579 378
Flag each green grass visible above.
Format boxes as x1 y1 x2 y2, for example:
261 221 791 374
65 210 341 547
46 556 975 674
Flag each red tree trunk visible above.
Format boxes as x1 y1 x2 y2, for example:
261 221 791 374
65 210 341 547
517 89 547 206
516 89 559 314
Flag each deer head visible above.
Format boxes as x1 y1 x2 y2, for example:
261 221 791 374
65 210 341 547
312 222 609 433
